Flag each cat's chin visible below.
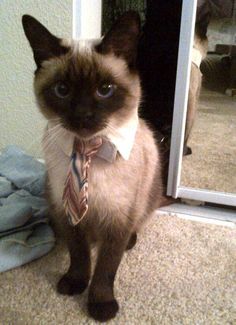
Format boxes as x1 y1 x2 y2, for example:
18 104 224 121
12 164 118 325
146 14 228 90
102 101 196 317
75 128 97 140
72 128 106 141
60 123 102 140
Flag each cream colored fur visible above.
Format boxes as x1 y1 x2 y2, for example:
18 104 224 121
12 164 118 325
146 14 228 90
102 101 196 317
185 35 208 150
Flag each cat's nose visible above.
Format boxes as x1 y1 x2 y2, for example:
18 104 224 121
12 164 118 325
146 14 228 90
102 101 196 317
83 112 94 122
80 112 95 128
74 111 94 122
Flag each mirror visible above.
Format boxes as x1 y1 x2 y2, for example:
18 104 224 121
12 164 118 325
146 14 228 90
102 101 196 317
181 1 236 194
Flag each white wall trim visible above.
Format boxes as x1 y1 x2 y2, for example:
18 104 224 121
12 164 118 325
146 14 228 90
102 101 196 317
178 186 236 207
72 0 102 39
157 203 236 228
167 0 198 198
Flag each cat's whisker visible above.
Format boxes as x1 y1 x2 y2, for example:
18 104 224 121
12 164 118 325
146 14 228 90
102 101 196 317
48 117 61 121
42 127 66 151
47 122 63 132
25 127 48 157
43 126 63 143
26 133 43 149
43 127 72 168
105 123 120 135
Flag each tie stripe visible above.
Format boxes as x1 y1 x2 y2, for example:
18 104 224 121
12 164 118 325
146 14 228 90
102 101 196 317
62 137 102 226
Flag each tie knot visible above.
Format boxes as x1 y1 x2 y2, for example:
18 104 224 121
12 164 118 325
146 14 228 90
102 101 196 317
75 137 103 158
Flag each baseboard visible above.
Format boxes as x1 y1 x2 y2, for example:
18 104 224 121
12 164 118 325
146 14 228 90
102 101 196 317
156 203 236 228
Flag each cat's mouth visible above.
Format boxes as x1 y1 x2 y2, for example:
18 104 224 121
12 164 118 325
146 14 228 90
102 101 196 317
76 128 98 139
62 121 105 140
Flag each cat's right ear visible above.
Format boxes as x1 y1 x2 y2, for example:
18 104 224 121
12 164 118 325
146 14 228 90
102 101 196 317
22 15 69 68
96 11 141 68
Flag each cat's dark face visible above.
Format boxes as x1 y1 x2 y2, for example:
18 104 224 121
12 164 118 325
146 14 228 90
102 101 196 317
22 12 141 139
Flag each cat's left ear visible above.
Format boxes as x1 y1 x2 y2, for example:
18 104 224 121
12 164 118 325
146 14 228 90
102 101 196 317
22 15 69 68
96 11 141 68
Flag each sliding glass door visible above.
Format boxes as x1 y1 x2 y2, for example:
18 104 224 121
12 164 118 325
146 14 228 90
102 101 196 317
167 0 236 207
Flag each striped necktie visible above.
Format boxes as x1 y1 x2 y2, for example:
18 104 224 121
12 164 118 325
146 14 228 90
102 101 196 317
62 137 103 226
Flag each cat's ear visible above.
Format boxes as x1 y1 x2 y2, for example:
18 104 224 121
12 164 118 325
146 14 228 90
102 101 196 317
96 11 141 67
22 15 69 68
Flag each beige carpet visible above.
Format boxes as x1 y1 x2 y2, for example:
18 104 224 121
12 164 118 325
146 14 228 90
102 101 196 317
181 88 236 194
0 214 235 324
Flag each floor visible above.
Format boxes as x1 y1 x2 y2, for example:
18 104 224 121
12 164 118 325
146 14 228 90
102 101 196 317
0 214 235 324
181 88 236 194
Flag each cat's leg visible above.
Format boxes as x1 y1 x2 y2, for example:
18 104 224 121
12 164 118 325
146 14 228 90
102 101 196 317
184 65 201 156
57 225 91 296
126 232 137 250
87 231 130 321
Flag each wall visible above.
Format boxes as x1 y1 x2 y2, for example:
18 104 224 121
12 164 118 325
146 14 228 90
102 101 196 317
0 0 72 157
207 18 236 51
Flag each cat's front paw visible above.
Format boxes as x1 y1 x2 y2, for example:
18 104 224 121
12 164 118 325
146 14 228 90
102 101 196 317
57 274 88 295
183 145 192 156
87 299 119 322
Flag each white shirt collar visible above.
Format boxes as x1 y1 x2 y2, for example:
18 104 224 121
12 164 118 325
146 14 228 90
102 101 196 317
46 114 138 162
105 115 138 160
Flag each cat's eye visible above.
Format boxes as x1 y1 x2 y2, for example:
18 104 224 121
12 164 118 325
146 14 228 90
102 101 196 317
54 82 70 98
96 84 115 99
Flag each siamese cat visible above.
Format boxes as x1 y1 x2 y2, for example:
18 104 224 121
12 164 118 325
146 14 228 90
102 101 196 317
185 0 234 154
22 11 163 322
184 0 209 155
184 34 208 155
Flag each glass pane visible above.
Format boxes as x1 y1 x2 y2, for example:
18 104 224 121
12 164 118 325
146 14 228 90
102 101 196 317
181 0 236 194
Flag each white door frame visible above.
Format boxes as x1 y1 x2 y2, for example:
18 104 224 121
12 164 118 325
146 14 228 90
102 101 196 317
167 0 197 198
73 0 102 39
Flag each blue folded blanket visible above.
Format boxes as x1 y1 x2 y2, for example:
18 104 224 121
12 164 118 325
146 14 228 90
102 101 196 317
0 145 55 272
